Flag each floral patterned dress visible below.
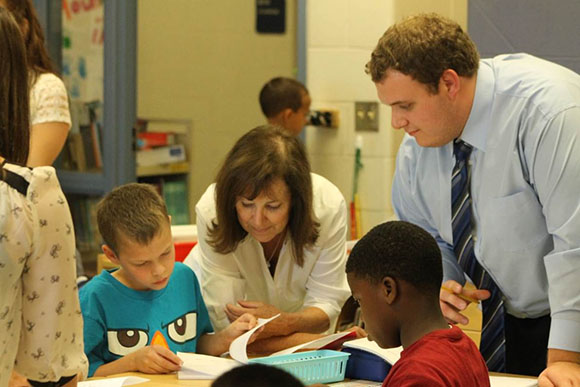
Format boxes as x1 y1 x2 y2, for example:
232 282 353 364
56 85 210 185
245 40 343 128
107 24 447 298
0 162 87 385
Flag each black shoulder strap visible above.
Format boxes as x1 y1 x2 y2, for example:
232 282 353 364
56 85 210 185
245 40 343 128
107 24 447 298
0 163 29 196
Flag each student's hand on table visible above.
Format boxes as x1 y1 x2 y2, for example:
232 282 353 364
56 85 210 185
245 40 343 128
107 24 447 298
538 361 580 387
439 280 490 325
128 345 183 374
8 371 30 387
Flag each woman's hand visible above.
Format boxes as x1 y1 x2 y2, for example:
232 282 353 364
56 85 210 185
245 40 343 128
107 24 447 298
225 300 280 322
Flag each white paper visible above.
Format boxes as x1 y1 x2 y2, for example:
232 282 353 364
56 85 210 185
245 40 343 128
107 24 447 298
177 352 240 380
489 375 537 387
271 331 354 356
330 381 382 387
79 376 149 387
343 338 403 365
229 314 280 363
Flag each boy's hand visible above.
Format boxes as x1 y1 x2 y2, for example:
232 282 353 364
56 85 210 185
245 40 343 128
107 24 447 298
223 313 261 344
346 325 367 339
439 280 490 325
128 345 183 374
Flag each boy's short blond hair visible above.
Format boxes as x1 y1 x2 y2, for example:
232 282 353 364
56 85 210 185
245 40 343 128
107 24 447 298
97 183 170 255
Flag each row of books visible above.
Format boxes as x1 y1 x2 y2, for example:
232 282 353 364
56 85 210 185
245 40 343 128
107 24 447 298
139 176 190 225
60 101 103 172
68 195 101 254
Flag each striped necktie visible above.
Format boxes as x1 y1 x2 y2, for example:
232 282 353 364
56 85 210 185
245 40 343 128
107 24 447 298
451 139 506 372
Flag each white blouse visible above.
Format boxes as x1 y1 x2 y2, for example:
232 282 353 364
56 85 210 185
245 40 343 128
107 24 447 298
30 73 72 126
188 173 350 332
0 163 87 384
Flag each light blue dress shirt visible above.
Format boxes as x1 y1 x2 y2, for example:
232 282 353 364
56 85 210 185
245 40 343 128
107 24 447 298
392 54 580 352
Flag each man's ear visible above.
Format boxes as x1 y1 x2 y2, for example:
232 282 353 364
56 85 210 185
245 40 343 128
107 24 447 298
440 69 461 99
102 244 120 265
382 276 398 304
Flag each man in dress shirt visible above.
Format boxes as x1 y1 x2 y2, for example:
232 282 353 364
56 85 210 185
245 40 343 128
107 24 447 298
367 13 580 385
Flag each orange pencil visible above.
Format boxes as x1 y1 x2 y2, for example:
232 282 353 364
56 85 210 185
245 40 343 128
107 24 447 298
441 286 479 304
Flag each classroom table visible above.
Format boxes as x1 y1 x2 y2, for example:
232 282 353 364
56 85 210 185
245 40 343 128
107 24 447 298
86 371 536 386
87 372 211 386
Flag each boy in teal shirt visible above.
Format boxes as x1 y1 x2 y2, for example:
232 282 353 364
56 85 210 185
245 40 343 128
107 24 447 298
80 183 258 377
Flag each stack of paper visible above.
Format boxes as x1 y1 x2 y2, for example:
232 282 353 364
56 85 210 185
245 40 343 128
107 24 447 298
178 315 359 380
177 353 240 380
178 314 279 379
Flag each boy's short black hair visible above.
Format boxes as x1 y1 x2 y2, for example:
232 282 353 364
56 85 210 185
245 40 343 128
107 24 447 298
259 77 309 118
212 364 304 387
346 220 442 296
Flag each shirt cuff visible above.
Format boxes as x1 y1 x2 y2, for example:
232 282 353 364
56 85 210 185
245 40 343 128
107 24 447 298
548 317 580 352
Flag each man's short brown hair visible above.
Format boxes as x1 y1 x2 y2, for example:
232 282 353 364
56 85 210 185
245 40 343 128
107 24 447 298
97 183 170 255
366 13 479 93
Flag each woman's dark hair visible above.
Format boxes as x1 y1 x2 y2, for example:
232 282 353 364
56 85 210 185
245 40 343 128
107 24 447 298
208 125 319 266
0 6 30 164
2 0 56 81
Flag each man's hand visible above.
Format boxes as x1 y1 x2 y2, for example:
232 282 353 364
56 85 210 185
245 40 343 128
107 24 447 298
439 280 490 325
539 362 580 386
127 345 183 374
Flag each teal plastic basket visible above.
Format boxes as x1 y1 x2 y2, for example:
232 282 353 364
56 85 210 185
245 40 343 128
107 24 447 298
248 350 350 384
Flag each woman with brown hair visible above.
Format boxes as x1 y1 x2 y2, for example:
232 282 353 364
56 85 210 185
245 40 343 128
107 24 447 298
0 0 72 167
0 7 86 387
186 125 350 352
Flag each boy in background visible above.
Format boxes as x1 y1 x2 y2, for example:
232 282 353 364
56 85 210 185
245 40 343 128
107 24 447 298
346 221 489 386
259 77 311 136
80 183 258 377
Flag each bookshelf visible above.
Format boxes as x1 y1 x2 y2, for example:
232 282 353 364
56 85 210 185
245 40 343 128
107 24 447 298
37 0 137 274
136 118 192 226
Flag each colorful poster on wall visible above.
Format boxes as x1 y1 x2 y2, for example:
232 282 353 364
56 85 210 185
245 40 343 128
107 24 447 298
62 0 103 103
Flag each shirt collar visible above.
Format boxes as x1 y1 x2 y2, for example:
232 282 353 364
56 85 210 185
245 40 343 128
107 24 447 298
459 60 494 152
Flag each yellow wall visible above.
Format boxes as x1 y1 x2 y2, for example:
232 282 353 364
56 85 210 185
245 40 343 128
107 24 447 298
137 0 297 220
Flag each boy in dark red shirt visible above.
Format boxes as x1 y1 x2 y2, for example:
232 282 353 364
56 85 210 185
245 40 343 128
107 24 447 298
346 221 489 386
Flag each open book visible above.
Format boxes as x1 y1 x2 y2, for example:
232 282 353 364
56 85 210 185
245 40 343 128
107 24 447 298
343 337 403 365
343 338 538 387
178 315 358 379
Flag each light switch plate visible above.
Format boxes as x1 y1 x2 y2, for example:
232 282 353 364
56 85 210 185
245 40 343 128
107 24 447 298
355 102 379 131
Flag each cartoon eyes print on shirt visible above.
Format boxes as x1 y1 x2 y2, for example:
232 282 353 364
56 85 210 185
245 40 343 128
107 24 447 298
166 312 197 344
107 329 149 356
